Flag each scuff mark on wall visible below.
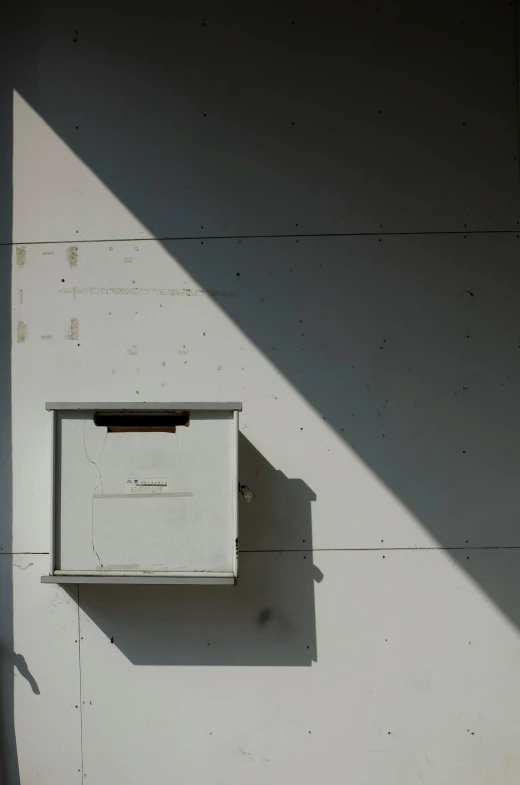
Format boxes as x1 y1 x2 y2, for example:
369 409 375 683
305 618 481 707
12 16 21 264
16 247 26 267
13 561 33 571
68 246 78 268
124 257 133 263
19 289 23 305
17 321 27 343
60 286 236 297
69 317 80 341
40 335 52 340
177 346 188 355
257 608 271 626
127 345 138 356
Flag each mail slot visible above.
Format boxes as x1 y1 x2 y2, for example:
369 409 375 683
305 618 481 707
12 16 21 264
42 402 241 585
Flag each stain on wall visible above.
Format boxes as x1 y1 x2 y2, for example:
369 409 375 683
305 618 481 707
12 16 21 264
67 246 78 268
16 322 27 343
16 247 26 267
69 317 79 341
59 286 235 297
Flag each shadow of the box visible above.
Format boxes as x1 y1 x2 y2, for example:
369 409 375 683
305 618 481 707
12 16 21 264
77 434 319 666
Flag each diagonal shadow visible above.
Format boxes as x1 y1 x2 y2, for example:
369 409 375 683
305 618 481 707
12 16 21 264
5 0 520 694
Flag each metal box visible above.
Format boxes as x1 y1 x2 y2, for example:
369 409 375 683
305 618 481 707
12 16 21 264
42 402 241 584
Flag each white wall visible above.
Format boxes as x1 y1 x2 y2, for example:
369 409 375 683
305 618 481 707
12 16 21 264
3 1 520 783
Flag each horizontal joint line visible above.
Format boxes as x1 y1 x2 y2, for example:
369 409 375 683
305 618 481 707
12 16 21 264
4 228 520 246
239 545 520 553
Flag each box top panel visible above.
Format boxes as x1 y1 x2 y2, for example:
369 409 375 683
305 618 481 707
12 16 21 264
46 402 242 411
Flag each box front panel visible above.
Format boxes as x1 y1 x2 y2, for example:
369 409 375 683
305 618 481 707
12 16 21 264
57 411 235 573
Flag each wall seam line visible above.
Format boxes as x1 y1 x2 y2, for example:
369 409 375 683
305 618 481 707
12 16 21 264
239 545 520 553
0 552 49 556
3 228 520 247
3 548 517 556
77 586 84 782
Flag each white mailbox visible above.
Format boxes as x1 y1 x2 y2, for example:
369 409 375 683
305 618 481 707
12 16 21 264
42 402 241 584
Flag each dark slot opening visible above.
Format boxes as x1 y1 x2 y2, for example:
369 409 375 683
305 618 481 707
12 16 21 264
94 411 190 433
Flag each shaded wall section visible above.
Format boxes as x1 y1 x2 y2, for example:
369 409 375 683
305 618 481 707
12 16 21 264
11 0 520 243
0 3 15 782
